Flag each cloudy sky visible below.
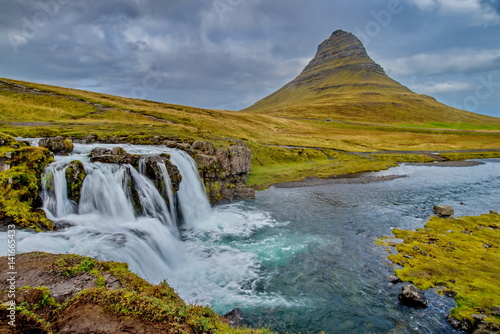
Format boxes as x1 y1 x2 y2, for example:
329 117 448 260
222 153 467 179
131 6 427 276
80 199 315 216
1 0 499 118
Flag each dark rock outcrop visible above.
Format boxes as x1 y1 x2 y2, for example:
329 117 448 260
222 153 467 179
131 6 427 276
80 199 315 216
193 141 255 203
73 134 98 144
434 205 455 217
472 321 500 334
65 160 86 204
398 284 428 308
39 136 74 155
141 154 182 194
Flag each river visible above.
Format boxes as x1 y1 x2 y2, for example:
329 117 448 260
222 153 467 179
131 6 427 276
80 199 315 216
2 143 499 333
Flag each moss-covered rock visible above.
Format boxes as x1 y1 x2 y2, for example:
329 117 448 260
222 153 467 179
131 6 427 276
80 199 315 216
38 136 74 155
65 160 86 204
0 134 54 230
89 146 141 166
194 141 255 204
141 154 182 194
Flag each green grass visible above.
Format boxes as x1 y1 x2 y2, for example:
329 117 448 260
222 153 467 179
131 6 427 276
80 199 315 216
438 151 500 161
384 214 500 326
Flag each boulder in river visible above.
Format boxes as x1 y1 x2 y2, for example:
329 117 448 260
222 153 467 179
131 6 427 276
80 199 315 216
398 284 428 308
434 205 455 217
141 154 182 194
89 147 141 166
65 160 87 204
39 136 74 155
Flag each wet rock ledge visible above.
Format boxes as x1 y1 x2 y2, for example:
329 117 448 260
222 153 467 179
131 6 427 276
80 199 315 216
191 140 255 203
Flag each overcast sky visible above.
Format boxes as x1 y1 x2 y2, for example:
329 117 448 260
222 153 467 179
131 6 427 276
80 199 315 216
1 0 499 118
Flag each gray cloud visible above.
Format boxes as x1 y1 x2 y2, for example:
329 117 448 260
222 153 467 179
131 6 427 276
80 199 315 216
0 0 499 117
480 0 500 14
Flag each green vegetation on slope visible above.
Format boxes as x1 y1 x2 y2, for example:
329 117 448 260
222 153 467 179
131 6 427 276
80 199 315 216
384 214 500 326
1 77 500 189
247 144 435 189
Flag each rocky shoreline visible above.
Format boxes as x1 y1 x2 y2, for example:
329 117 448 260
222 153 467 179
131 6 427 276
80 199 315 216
275 174 407 188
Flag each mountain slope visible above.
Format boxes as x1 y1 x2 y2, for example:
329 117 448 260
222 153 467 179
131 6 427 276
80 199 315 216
244 30 499 125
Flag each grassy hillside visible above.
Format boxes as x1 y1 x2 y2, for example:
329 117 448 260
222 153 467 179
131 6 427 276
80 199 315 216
1 77 500 189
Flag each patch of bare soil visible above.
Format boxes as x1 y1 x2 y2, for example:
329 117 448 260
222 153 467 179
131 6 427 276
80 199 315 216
0 253 98 303
0 252 166 334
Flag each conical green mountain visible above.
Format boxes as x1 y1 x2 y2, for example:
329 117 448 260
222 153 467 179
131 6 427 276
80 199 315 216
244 30 498 124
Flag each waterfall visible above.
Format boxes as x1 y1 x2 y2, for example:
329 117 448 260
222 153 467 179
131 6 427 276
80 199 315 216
156 161 178 227
42 161 77 219
169 150 212 229
16 144 215 282
0 142 288 314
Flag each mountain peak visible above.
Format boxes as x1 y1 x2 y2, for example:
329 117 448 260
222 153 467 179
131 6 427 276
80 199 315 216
299 30 385 84
243 30 489 124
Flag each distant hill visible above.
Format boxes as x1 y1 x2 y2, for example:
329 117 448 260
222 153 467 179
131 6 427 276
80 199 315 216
244 30 499 125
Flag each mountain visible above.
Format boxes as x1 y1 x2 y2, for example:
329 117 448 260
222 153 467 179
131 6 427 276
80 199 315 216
243 30 498 124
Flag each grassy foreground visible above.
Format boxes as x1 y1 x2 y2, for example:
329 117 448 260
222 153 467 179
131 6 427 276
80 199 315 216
0 252 272 333
384 214 500 327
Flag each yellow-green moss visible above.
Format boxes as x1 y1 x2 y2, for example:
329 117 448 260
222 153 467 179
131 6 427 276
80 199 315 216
371 153 436 163
385 214 500 326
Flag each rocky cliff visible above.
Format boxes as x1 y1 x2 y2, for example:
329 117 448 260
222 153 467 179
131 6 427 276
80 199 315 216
191 140 255 203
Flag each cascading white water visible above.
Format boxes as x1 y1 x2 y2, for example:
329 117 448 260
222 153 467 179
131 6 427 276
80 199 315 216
11 143 218 283
42 162 77 218
168 150 212 229
0 143 295 314
156 162 178 227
